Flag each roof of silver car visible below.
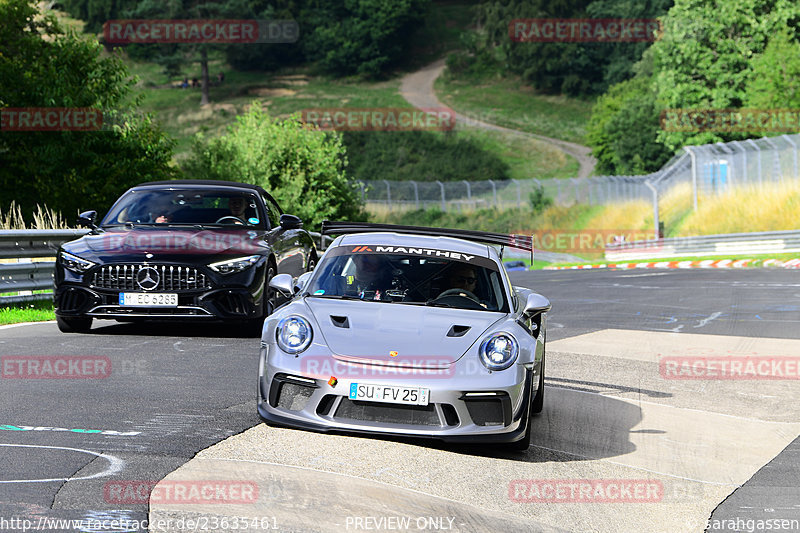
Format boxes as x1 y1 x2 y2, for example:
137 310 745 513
336 232 492 257
321 221 533 254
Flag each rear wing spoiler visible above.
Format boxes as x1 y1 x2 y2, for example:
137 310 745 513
321 221 533 263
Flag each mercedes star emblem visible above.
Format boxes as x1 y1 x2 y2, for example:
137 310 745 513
136 267 160 291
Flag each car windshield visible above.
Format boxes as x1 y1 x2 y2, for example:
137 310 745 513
306 248 509 312
102 189 263 227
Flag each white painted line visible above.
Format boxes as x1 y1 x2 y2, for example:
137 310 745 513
0 443 124 483
549 329 800 363
0 320 56 330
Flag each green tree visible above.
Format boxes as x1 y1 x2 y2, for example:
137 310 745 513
469 0 672 97
586 74 671 175
0 0 176 223
184 105 364 229
302 0 431 78
124 0 245 105
745 27 800 109
651 0 800 150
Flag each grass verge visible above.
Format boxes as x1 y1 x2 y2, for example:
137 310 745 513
543 252 800 270
0 300 55 325
435 74 594 146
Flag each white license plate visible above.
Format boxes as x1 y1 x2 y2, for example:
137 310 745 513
119 293 178 307
349 383 429 406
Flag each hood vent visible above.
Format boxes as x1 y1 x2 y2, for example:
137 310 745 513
330 315 350 329
446 325 471 338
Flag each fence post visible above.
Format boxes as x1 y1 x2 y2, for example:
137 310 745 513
783 134 799 180
411 180 419 209
462 180 472 208
436 180 446 212
359 182 365 203
745 139 762 185
762 137 780 182
684 147 698 211
511 179 521 209
730 140 746 185
383 180 392 211
488 179 497 207
645 181 659 239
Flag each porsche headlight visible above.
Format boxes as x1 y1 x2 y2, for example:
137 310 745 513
208 255 260 274
479 332 519 371
59 251 96 273
276 316 313 354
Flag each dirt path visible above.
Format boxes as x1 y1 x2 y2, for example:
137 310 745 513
400 58 597 179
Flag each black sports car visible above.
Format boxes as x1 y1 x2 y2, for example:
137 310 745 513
53 180 318 333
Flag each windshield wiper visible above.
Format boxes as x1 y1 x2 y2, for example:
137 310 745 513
425 300 453 308
307 294 365 301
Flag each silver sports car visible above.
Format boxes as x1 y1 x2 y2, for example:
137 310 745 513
257 222 550 449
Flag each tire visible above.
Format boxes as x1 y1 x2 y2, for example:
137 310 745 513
506 348 545 451
531 350 546 415
306 253 317 272
264 262 277 316
56 315 92 333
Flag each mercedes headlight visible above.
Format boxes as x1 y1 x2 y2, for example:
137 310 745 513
59 251 96 273
208 255 260 274
276 316 313 354
479 332 519 371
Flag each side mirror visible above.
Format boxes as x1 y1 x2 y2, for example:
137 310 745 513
524 293 551 316
295 272 313 294
269 273 294 297
77 210 98 229
279 214 302 230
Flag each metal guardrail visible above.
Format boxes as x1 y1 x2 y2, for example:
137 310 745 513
0 229 89 305
605 230 800 261
1 229 330 307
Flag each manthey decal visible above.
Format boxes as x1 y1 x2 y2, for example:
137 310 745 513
351 245 475 262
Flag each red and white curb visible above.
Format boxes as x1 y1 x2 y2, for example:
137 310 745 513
544 258 800 270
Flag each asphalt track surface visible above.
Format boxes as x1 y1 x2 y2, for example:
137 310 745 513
0 268 798 532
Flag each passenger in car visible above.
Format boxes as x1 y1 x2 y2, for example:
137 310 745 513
348 254 393 298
